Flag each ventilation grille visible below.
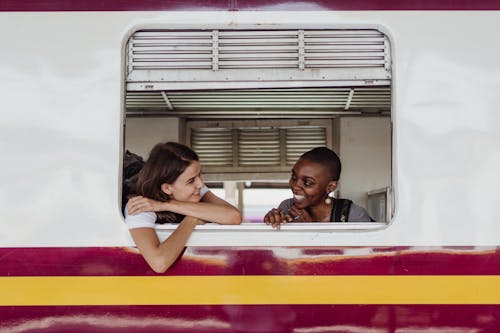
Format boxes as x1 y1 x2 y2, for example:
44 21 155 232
128 29 389 72
191 126 327 170
125 87 391 117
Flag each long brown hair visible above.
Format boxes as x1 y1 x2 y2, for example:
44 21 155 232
135 142 199 223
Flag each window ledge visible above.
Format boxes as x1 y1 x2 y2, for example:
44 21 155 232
153 222 387 246
155 221 386 232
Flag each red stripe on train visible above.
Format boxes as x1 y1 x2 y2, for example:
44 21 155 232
2 0 500 11
0 247 498 276
1 305 499 332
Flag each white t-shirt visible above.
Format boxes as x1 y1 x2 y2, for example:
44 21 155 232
124 186 210 229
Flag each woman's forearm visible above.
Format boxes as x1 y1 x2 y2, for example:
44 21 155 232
165 199 242 225
129 216 199 273
127 193 243 225
154 217 198 271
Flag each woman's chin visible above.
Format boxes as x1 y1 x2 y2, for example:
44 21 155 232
188 195 201 203
292 199 308 209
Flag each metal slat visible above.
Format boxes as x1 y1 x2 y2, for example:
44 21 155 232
351 98 391 102
133 54 213 60
133 31 212 37
304 37 385 45
305 59 385 66
219 30 298 37
219 53 298 60
192 139 233 144
133 47 212 53
304 30 382 36
220 37 297 44
168 89 351 95
219 60 299 67
133 31 212 38
219 45 299 52
132 40 212 46
170 101 348 106
170 92 347 98
304 52 384 59
305 45 384 51
171 104 348 109
132 61 212 69
169 95 350 101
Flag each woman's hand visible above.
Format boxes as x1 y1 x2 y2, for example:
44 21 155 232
127 196 169 215
289 205 313 222
264 208 292 230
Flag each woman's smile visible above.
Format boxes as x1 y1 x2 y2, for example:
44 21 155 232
293 194 305 201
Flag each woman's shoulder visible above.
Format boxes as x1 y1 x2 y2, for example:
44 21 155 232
200 185 209 197
347 202 373 222
277 198 293 212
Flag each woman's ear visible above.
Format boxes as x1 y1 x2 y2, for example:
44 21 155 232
326 181 338 194
161 183 172 195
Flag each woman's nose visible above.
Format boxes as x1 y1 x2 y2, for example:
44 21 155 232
195 176 204 188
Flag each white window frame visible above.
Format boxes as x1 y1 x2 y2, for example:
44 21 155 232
121 22 395 246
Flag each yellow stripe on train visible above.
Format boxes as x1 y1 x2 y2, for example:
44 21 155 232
1 275 499 306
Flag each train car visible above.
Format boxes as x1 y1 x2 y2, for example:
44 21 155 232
1 1 499 332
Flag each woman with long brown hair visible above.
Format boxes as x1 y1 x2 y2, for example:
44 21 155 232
124 142 242 272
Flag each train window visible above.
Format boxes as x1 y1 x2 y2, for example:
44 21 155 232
123 27 393 238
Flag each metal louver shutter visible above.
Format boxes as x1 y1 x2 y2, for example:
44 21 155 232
126 28 391 90
191 128 233 166
125 87 391 117
188 121 330 177
238 129 281 166
286 128 327 165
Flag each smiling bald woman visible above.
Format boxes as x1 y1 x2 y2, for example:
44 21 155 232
264 147 372 229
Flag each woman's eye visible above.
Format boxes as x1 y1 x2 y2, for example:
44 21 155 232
291 174 297 181
303 180 313 187
186 179 194 184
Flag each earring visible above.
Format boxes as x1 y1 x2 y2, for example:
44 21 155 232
325 191 335 205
